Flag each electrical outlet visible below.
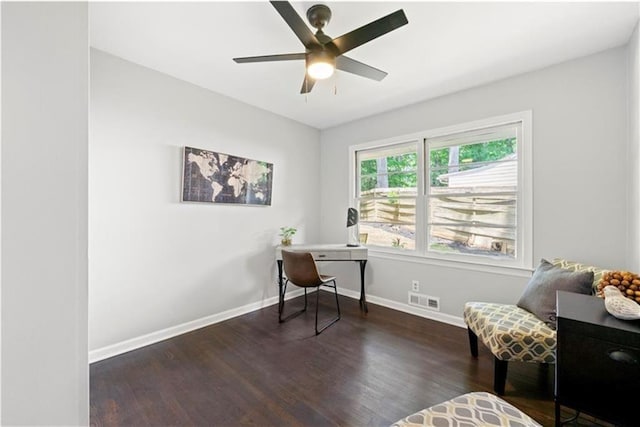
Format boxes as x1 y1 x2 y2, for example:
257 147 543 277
411 280 419 292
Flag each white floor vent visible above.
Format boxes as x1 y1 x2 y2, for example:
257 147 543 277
408 292 440 311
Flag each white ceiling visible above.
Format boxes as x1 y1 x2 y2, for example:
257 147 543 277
90 1 639 130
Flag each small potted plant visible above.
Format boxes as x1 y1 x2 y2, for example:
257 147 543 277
279 227 297 246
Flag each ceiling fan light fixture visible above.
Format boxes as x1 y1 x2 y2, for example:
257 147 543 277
306 51 335 80
233 2 408 93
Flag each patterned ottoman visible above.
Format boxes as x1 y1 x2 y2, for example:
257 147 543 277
391 392 541 427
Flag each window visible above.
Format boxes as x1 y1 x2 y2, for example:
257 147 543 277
356 142 418 249
427 124 519 260
351 112 532 270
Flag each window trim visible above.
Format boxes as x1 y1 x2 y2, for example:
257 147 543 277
349 111 533 272
352 137 421 252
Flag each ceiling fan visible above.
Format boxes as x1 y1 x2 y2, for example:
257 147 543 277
233 1 408 94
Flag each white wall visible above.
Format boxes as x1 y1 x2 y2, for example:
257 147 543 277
89 50 320 357
1 5 4 421
319 47 629 318
1 2 88 425
629 20 640 272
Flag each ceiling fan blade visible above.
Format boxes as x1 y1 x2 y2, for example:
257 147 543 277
300 75 316 94
233 53 306 63
270 1 321 49
336 56 387 81
328 9 408 56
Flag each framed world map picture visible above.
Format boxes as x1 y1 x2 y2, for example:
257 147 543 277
182 146 273 205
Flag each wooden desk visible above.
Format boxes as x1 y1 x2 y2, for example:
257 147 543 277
276 244 368 313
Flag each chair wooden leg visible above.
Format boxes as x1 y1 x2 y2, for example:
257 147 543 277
494 357 508 395
467 327 479 358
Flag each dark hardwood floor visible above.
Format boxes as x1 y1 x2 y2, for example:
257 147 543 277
91 293 609 427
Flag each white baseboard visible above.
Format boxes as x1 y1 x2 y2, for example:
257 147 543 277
335 287 466 329
89 289 305 363
90 287 465 364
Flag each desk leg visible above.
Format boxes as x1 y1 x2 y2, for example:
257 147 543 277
358 260 368 313
277 260 284 321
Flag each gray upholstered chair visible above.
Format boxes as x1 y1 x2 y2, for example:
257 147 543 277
280 250 341 335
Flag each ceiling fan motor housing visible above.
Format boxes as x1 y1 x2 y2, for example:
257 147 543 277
306 50 335 67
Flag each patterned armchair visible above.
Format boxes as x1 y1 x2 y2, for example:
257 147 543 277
463 259 605 395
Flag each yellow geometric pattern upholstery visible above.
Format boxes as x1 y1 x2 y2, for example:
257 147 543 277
550 258 607 293
391 392 542 426
463 302 556 363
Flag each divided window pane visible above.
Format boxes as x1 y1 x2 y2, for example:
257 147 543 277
427 125 519 259
350 114 529 269
357 143 417 250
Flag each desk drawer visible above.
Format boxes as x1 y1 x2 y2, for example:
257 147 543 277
558 328 640 425
312 251 351 261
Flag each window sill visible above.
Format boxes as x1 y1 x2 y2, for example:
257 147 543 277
367 247 534 278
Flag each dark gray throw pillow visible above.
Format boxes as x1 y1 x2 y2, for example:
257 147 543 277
517 259 593 329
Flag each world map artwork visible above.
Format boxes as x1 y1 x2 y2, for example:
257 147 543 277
182 146 273 205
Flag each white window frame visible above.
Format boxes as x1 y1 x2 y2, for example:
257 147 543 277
353 139 422 252
349 111 533 274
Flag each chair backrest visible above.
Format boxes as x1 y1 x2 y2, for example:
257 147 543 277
282 251 323 287
551 258 607 293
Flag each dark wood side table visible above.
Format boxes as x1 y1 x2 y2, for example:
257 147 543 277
555 291 640 427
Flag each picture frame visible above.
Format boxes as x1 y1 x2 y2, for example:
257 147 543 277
182 146 273 206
